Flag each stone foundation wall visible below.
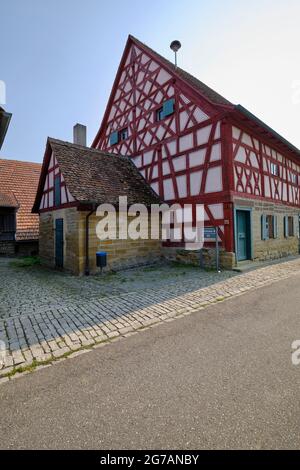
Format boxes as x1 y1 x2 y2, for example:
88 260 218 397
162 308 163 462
15 240 39 257
78 211 162 275
162 246 236 270
0 240 15 256
234 198 299 262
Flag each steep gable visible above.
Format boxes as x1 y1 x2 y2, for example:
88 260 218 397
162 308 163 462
33 139 161 212
92 35 226 204
35 142 76 212
92 35 231 154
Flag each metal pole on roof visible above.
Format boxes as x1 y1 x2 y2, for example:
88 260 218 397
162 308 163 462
170 40 181 68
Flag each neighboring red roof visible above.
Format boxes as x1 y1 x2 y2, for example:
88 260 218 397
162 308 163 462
0 191 18 208
0 158 41 240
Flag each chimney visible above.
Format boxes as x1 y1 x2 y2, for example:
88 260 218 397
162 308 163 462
73 123 87 146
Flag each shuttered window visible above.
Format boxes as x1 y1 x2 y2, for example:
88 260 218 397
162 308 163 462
110 131 119 146
156 107 164 122
0 213 15 232
288 216 294 237
119 128 128 141
54 175 61 207
0 213 16 241
261 214 268 240
270 162 279 176
284 215 294 237
162 99 175 117
261 214 278 240
156 99 175 122
273 215 278 238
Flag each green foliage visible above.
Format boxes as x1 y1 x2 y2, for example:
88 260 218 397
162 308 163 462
10 256 41 268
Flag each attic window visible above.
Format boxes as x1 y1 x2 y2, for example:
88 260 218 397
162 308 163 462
291 173 298 184
156 107 164 122
110 131 119 146
155 99 175 122
54 175 61 207
119 127 128 141
163 98 175 117
270 162 279 177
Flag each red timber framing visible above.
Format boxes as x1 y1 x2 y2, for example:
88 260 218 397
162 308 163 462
34 143 77 213
228 113 300 207
92 35 300 254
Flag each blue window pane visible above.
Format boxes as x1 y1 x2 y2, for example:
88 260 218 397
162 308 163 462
119 128 128 140
156 107 164 121
110 131 119 146
54 175 61 207
163 99 174 117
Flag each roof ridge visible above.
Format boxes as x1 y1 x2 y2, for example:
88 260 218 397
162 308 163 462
48 137 131 161
128 35 233 107
34 136 162 211
0 157 41 166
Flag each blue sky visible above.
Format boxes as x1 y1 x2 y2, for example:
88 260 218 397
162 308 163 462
1 0 300 162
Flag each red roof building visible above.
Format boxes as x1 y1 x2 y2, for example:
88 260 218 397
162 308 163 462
91 35 300 267
0 158 41 255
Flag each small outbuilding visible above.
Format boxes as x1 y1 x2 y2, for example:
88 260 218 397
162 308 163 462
0 158 41 255
32 137 162 275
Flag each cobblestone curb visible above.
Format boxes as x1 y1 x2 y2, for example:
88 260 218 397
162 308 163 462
1 258 300 383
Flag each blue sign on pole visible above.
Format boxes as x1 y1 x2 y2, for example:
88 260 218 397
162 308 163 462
204 227 217 239
204 226 220 272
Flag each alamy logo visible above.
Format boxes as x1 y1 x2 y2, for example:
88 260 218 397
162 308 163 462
0 80 6 105
292 80 300 105
291 340 300 365
0 340 6 369
95 196 205 250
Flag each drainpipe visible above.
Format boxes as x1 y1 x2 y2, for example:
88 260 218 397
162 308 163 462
85 204 96 276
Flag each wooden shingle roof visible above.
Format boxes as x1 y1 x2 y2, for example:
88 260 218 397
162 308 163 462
33 138 161 212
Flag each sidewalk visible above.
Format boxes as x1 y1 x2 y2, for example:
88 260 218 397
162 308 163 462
1 257 300 382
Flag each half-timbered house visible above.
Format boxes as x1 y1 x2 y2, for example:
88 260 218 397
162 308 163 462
92 35 300 267
32 134 161 275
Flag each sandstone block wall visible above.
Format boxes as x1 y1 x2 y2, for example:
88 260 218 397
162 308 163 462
234 198 299 262
39 207 79 273
78 211 162 275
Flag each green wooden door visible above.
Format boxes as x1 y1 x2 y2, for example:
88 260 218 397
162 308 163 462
55 218 64 268
237 210 248 261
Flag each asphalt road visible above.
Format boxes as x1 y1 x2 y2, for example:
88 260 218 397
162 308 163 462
1 274 300 449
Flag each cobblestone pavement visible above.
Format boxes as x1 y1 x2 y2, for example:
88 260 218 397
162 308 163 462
0 258 236 320
1 257 300 381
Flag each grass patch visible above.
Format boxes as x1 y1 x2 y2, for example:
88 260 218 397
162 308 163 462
203 266 219 272
10 256 40 268
3 338 111 379
94 270 118 282
171 261 200 270
142 265 160 272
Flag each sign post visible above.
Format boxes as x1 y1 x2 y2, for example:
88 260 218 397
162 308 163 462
204 226 220 272
215 226 220 273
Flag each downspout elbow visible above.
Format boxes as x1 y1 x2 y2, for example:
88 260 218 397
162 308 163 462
85 206 95 276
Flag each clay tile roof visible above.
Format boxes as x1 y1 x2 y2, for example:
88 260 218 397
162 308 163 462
129 35 233 107
46 138 161 207
0 158 41 240
0 191 18 208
